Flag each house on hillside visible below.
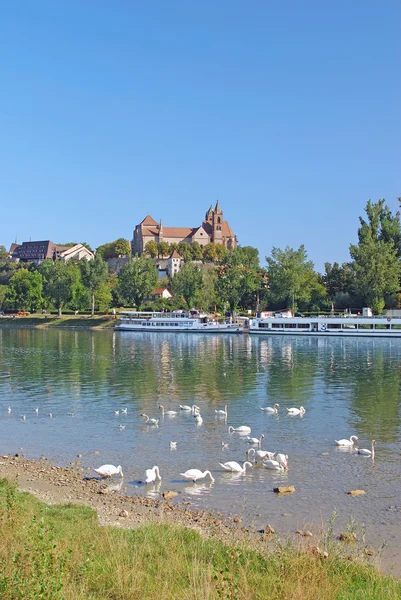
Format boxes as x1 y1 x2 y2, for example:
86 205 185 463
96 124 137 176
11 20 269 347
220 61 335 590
132 201 237 255
10 241 94 263
148 287 172 301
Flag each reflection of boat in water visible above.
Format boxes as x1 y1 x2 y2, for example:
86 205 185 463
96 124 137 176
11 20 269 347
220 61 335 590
249 313 401 337
116 311 243 333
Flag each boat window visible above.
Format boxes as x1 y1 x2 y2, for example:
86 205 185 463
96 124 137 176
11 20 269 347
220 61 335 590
258 322 269 328
297 323 310 329
327 324 341 329
284 323 296 328
358 324 374 329
374 324 391 329
272 323 282 328
390 324 401 329
342 323 356 329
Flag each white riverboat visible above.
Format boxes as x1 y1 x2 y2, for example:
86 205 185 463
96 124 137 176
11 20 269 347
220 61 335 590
249 315 401 337
115 311 243 333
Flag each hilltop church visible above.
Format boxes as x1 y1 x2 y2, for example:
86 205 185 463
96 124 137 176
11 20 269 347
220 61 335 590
132 202 237 255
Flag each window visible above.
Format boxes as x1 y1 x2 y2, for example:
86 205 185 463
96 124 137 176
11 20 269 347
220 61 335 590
328 324 341 329
358 324 373 329
284 323 297 328
297 323 310 329
272 323 282 329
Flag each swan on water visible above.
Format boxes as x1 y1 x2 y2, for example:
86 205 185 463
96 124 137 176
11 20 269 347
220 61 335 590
335 435 359 447
169 441 177 449
145 465 162 484
357 440 376 457
219 461 253 473
121 408 128 414
180 469 215 483
7 407 11 413
159 405 178 416
247 448 275 463
228 425 251 434
260 403 280 413
275 453 288 467
119 425 126 430
180 404 200 413
94 464 124 478
34 407 39 414
114 410 120 415
263 459 287 471
141 414 159 425
245 434 264 447
286 406 306 415
21 415 26 420
48 413 52 418
215 405 228 416
195 413 203 425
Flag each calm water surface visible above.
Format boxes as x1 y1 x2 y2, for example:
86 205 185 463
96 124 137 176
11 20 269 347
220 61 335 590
1 328 400 573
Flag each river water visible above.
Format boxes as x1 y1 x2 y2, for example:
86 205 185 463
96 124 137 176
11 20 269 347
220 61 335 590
1 328 400 573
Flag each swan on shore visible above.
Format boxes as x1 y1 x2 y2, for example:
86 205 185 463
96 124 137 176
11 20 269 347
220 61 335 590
286 406 306 415
357 440 376 457
219 461 253 473
145 465 162 484
180 469 215 483
159 405 178 416
94 464 124 478
335 435 359 447
228 425 251 434
260 403 280 413
141 414 159 426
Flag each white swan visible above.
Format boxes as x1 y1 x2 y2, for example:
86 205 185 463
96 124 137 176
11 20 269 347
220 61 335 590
121 408 128 414
169 441 177 449
48 412 52 418
94 464 124 478
21 415 26 420
228 425 251 434
260 403 280 413
219 461 253 473
180 404 200 413
119 425 126 430
245 434 264 447
159 405 178 416
357 440 376 457
7 407 11 413
263 459 286 471
335 435 359 447
141 413 159 426
275 453 288 467
286 406 306 415
215 405 228 416
180 469 215 483
114 410 120 415
195 413 203 425
145 465 162 484
247 448 275 463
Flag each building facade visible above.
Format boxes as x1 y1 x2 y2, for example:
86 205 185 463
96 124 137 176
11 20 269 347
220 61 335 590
10 241 94 263
132 202 237 255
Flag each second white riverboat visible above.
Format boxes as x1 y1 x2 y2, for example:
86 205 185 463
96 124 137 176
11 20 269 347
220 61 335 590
115 311 243 333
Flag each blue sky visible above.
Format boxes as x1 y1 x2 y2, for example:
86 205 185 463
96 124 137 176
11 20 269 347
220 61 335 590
1 1 400 271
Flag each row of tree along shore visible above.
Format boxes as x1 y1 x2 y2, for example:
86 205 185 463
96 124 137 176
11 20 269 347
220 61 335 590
0 199 400 316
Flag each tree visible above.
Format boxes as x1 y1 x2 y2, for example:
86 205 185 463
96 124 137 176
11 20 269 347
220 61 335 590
38 261 81 316
157 241 170 258
177 241 193 262
203 243 220 262
323 262 354 299
144 240 158 258
97 238 131 259
266 245 324 311
170 262 203 308
195 267 218 311
216 248 260 312
80 255 109 315
350 200 400 313
190 241 203 260
117 255 158 308
0 245 8 259
3 269 43 311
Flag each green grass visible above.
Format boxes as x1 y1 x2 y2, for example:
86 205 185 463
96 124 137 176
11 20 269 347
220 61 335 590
0 479 400 599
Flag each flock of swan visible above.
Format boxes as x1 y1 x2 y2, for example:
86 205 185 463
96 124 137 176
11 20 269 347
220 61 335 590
5 402 376 487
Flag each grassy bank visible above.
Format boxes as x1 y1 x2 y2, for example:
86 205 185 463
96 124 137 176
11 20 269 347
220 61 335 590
0 314 116 329
0 479 400 600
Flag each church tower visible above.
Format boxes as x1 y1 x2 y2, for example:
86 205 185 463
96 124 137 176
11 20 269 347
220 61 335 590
212 200 223 244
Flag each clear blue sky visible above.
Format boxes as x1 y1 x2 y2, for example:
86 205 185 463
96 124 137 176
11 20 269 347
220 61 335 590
1 1 400 271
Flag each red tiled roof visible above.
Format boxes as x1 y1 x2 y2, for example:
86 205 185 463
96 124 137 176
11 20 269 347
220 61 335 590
140 215 159 226
170 249 182 258
152 287 171 294
162 227 195 238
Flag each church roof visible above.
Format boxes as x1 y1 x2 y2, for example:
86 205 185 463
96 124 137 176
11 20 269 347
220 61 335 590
140 215 159 227
162 227 195 238
215 200 221 212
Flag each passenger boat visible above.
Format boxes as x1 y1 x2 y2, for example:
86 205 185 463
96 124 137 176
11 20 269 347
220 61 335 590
249 315 401 337
115 311 243 333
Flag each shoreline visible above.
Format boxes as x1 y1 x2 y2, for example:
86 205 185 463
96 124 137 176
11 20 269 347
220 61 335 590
0 453 393 578
0 315 116 330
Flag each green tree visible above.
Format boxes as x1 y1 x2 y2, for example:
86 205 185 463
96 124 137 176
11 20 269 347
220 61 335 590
170 262 203 308
266 245 324 311
94 281 113 311
79 255 109 315
144 240 158 258
177 241 193 262
358 199 401 258
157 241 170 258
216 248 260 313
96 238 130 259
195 267 218 311
190 241 203 260
39 261 81 316
117 255 158 308
323 262 354 300
203 243 220 262
0 245 8 259
3 269 43 311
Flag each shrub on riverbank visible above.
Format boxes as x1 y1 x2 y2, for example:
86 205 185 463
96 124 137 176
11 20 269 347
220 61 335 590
0 479 399 600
